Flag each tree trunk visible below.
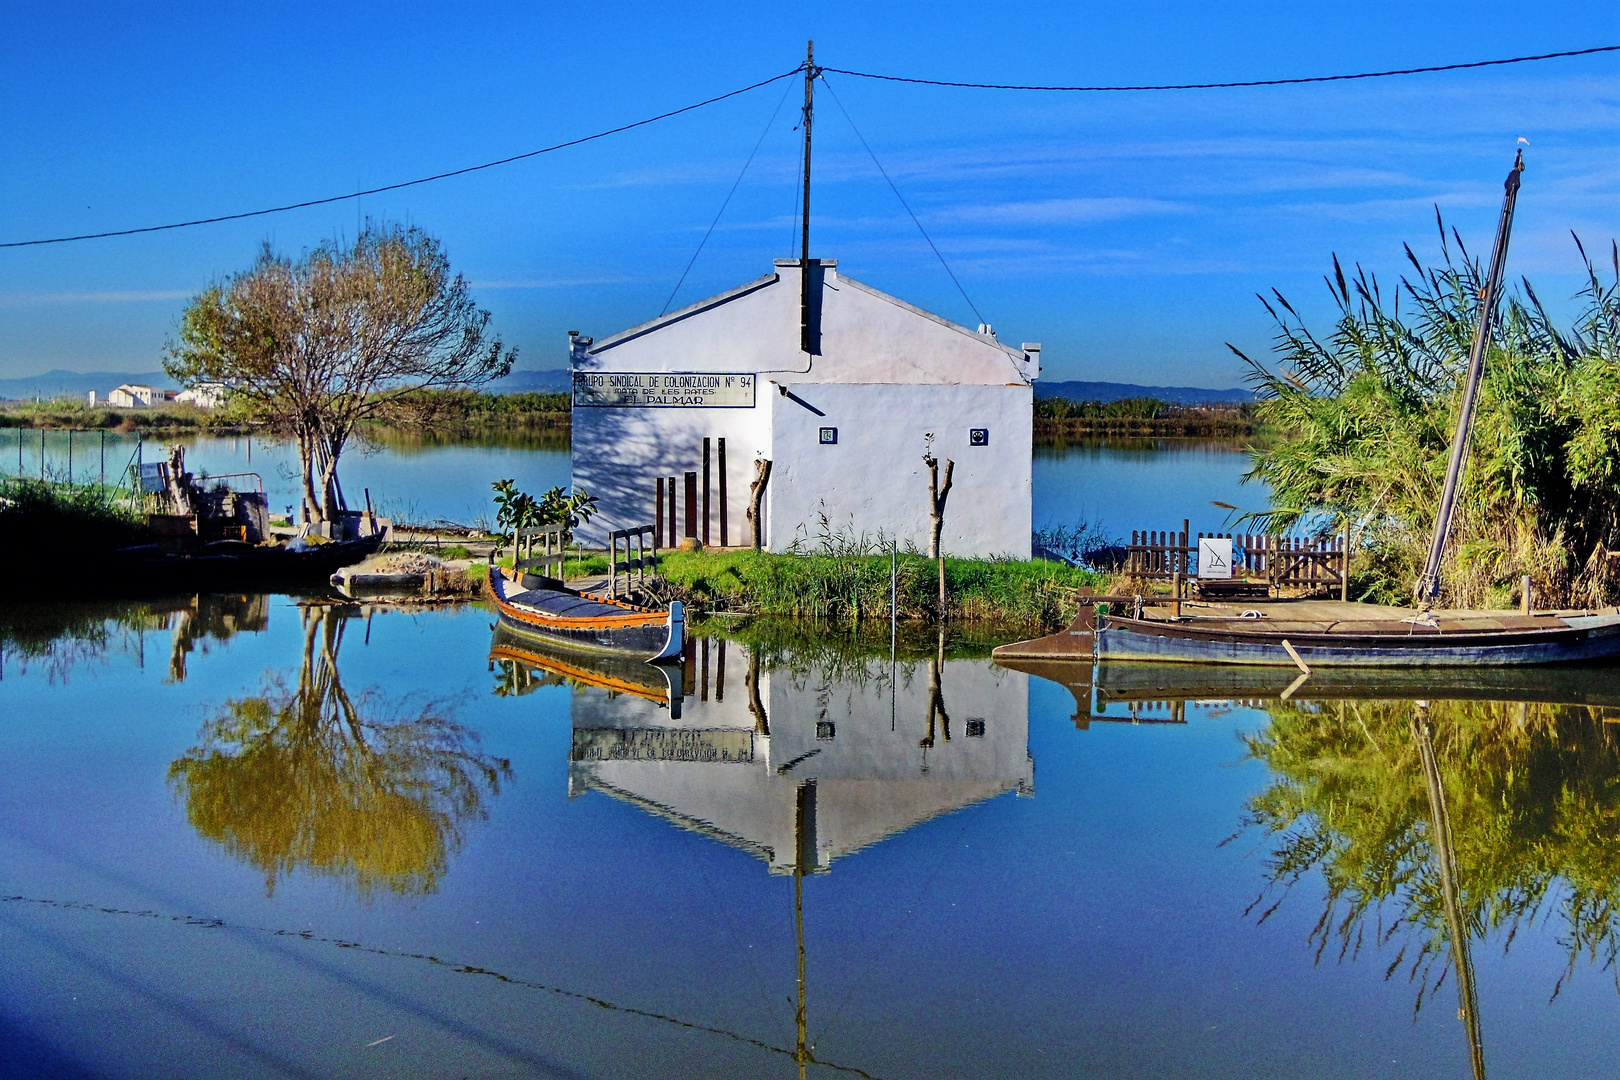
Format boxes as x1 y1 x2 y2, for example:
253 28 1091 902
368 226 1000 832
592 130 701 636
925 453 954 618
747 459 773 551
297 433 323 525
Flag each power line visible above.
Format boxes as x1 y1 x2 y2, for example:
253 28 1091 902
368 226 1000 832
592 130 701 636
819 73 986 329
822 43 1620 92
0 66 805 249
661 77 796 315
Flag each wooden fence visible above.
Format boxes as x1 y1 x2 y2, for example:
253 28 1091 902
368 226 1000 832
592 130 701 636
513 523 567 579
609 525 658 598
1127 524 1347 594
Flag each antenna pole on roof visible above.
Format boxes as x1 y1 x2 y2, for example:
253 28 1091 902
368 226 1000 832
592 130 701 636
800 40 815 355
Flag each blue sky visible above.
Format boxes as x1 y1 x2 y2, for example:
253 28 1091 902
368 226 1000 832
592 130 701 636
1 1 1617 386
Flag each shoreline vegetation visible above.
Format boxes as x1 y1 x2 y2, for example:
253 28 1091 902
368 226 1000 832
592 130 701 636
2 390 1258 439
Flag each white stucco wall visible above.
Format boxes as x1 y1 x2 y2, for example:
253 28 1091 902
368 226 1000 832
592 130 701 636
766 382 1032 557
569 259 1037 552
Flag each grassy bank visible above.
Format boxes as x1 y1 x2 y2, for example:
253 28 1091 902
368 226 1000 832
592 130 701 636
0 478 148 563
655 548 1102 629
0 400 253 432
1033 396 1260 437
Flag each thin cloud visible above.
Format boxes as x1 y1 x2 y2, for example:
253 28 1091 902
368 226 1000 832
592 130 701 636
0 290 192 308
944 197 1192 225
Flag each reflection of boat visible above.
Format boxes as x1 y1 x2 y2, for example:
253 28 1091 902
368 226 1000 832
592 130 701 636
998 655 1620 725
997 599 1620 669
487 566 682 663
488 625 682 715
105 534 382 591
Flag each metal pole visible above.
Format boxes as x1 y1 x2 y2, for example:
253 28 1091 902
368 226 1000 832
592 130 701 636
100 429 105 485
800 40 815 356
1417 150 1525 603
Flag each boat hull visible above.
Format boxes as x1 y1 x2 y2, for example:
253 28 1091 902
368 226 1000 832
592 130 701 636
486 567 682 663
1096 613 1620 667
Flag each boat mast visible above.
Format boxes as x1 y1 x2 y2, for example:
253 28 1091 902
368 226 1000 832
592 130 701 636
800 40 816 356
1416 149 1525 603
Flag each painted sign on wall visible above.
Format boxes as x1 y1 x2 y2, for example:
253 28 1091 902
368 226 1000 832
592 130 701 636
573 371 756 408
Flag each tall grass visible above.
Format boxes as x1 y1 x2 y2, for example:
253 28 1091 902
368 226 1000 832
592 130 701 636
0 477 148 565
657 549 1101 629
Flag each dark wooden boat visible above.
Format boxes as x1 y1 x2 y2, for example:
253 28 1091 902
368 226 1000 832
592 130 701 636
995 598 1620 668
486 565 683 663
102 534 383 592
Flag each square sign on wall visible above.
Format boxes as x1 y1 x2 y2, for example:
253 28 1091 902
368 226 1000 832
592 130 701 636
819 427 838 445
970 428 989 446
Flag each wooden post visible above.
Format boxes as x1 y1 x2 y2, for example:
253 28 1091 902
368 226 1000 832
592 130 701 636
1522 574 1532 615
747 459 772 550
718 438 728 547
702 437 711 546
684 472 698 541
1172 570 1182 619
1341 521 1351 602
655 478 665 548
667 475 676 547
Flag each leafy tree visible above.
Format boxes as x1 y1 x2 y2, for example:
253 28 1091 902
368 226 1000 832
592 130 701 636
166 223 514 526
490 478 597 546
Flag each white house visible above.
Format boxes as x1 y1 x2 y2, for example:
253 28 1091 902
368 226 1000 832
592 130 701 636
176 382 227 409
108 384 156 408
570 259 1039 557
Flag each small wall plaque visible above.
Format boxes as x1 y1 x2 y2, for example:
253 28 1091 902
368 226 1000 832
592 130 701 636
819 427 838 445
970 428 989 446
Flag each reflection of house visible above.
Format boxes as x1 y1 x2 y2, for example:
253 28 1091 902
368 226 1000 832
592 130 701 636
568 642 1032 874
570 259 1038 556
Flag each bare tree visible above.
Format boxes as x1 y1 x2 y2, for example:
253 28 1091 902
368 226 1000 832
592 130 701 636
167 223 513 526
924 450 954 616
747 458 773 551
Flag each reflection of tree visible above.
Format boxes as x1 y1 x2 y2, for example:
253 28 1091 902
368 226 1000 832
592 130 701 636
170 605 509 897
1244 697 1620 1018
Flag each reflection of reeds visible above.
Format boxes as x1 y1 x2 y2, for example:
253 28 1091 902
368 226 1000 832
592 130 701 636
1243 694 1620 1018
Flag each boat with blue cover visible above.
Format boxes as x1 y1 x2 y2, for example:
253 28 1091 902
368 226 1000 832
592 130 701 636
486 565 683 663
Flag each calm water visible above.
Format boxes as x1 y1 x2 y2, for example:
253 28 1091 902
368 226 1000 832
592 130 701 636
4 596 1619 1078
3 429 1254 537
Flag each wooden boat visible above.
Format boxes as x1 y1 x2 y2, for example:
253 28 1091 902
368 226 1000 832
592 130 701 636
995 598 1620 668
101 534 383 593
486 565 683 663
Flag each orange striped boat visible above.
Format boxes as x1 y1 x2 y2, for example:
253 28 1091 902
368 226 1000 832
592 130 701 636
486 566 683 663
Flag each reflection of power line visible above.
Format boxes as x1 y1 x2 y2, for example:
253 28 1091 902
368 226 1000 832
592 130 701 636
1 894 883 1080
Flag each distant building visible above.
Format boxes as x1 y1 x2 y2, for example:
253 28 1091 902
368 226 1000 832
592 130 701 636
108 384 156 408
570 258 1040 557
87 390 98 406
176 382 227 409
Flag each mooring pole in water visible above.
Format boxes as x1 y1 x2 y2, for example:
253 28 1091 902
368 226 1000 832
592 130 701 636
39 428 45 479
99 429 105 485
66 428 73 485
1418 149 1525 603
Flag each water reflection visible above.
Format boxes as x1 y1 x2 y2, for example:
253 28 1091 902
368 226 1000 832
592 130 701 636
1006 655 1620 1080
495 626 1031 1075
170 604 510 897
0 594 264 683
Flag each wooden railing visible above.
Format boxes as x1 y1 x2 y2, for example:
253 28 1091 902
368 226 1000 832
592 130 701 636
513 523 567 578
1127 526 1347 594
609 525 658 598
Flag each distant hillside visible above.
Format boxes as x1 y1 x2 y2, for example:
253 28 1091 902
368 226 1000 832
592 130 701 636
486 369 572 394
1035 380 1253 405
0 369 179 401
